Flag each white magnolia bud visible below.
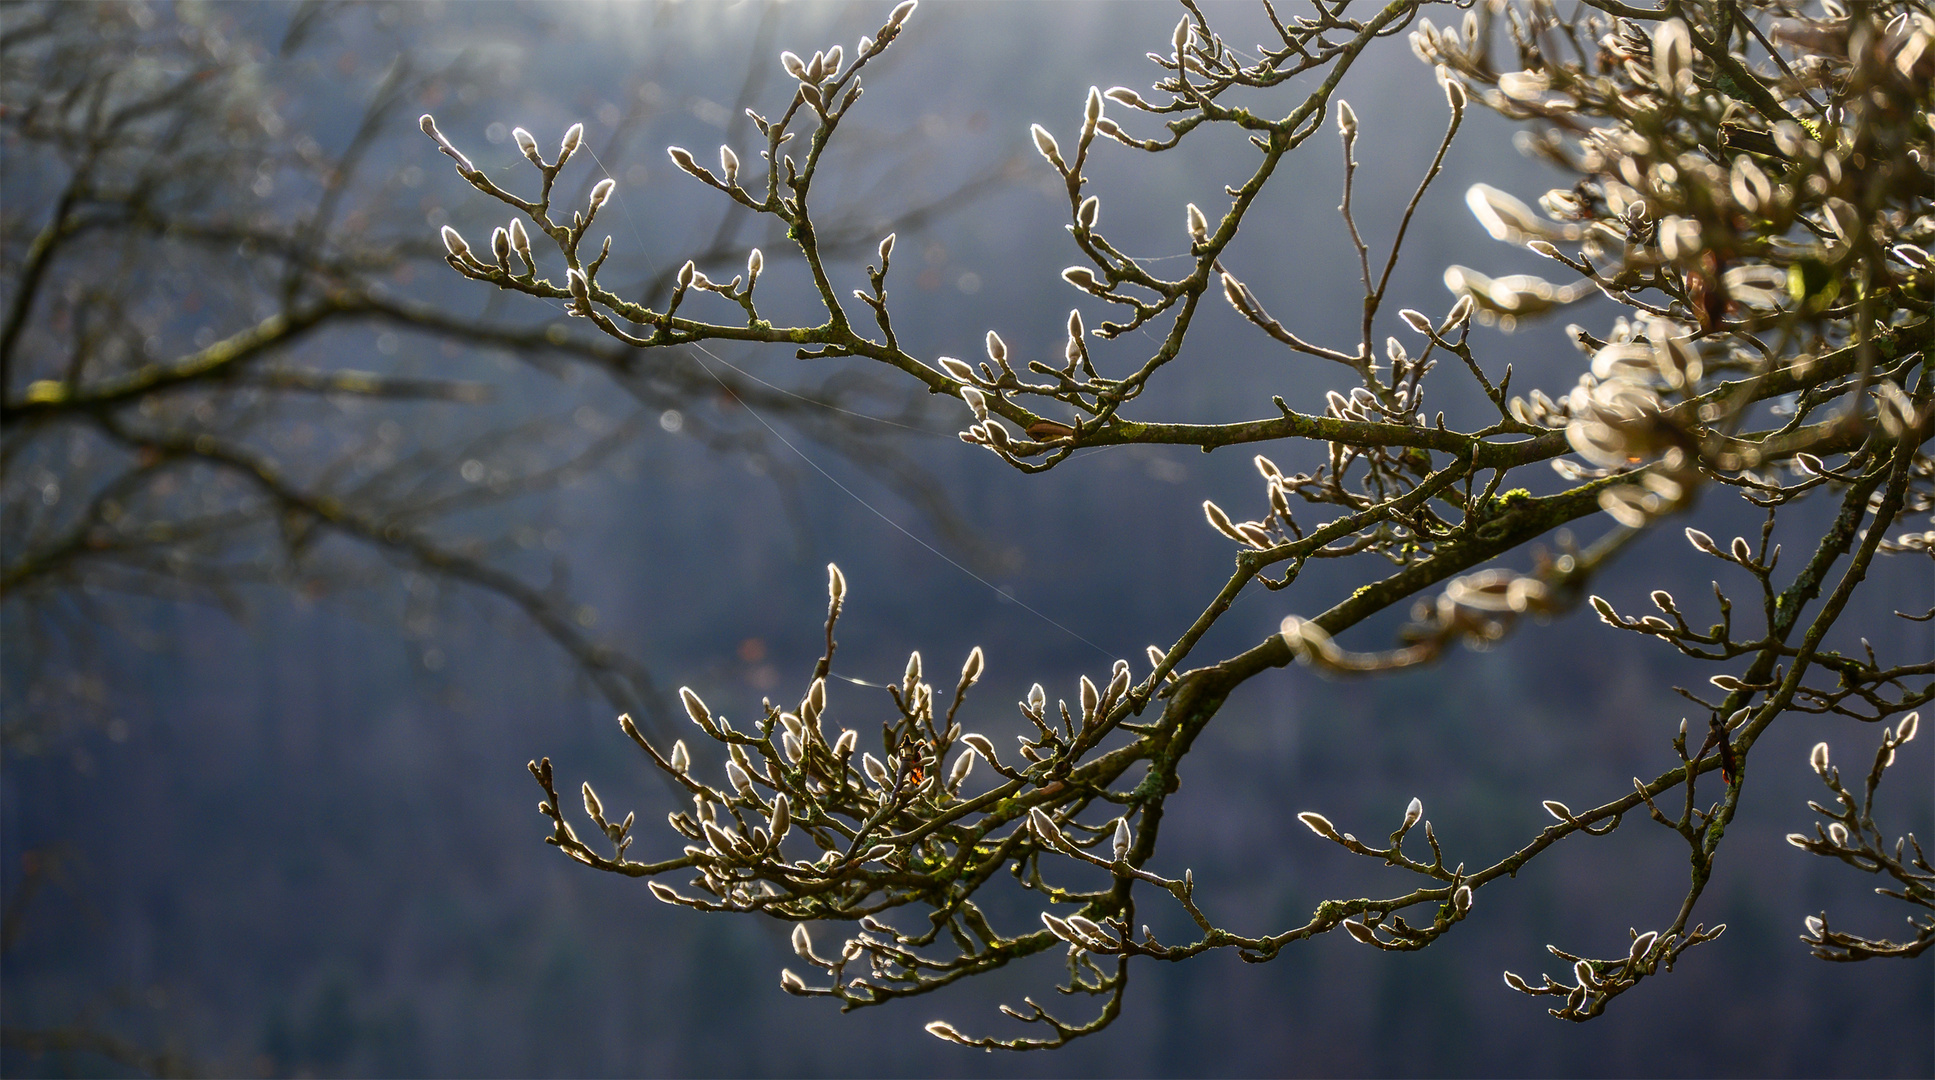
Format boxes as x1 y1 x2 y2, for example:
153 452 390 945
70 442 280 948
1185 202 1208 243
667 146 700 177
1298 811 1339 840
780 50 808 79
887 0 917 29
1031 123 1061 165
1028 807 1068 849
1062 266 1102 291
725 760 753 796
827 562 846 605
1403 797 1423 830
1084 86 1104 130
959 386 989 420
1077 195 1099 230
677 260 696 290
1400 308 1433 335
513 127 540 162
862 752 891 788
1809 742 1830 776
985 330 1007 364
947 748 976 789
669 739 690 773
1453 885 1472 913
961 645 985 685
878 232 896 263
1336 99 1357 138
441 225 471 260
767 794 789 843
791 922 813 959
507 217 530 257
1112 817 1132 862
937 356 977 384
937 729 984 763
589 177 615 209
747 248 763 279
681 687 719 735
719 145 739 184
558 122 584 166
833 728 858 759
582 782 604 821
1899 712 1919 743
823 45 844 77
780 969 807 993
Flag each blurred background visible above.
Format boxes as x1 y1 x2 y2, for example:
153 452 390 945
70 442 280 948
2 2 1928 1076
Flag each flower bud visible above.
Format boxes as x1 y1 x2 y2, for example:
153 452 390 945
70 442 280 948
1062 266 1102 292
985 330 1007 365
1403 797 1423 830
1031 123 1062 166
582 782 604 821
558 122 584 166
1298 811 1339 840
791 922 814 959
670 739 690 773
508 217 531 257
961 645 985 685
719 145 739 185
878 232 896 263
1112 817 1132 861
677 260 696 290
1084 86 1104 130
513 127 540 163
947 748 976 788
441 225 472 260
747 248 763 279
887 0 916 29
1186 203 1209 243
1076 195 1099 230
681 686 720 736
667 146 701 177
589 178 615 209
937 356 976 384
827 562 846 605
960 733 996 763
780 50 808 80
1335 99 1357 138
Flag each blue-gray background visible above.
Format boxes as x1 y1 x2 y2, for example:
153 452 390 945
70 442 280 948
3 2 1930 1076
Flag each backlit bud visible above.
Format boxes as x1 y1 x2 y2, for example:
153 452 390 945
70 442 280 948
1031 123 1062 166
985 330 1007 365
1077 195 1099 230
1085 86 1103 129
1335 99 1357 138
1113 817 1132 861
747 248 763 279
681 687 719 736
1403 797 1423 830
513 127 540 162
937 356 976 383
508 217 530 257
878 232 896 263
1186 202 1208 243
1298 812 1339 840
670 740 690 773
558 122 584 166
780 51 808 79
589 177 615 209
441 225 472 260
719 145 739 184
961 645 984 685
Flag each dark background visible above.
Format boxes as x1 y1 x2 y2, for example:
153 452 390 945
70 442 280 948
3 2 1930 1076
